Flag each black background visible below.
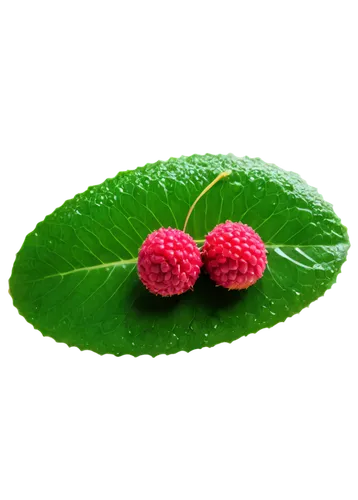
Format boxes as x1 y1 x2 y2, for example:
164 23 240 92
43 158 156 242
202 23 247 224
0 138 355 361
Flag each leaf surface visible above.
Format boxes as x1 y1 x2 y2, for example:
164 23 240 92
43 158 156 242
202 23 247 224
10 155 349 356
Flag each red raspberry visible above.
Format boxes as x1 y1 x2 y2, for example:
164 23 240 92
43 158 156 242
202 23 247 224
202 221 267 290
138 228 202 296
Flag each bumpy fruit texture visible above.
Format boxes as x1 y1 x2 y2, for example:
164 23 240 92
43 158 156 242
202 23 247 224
138 228 202 296
202 221 267 290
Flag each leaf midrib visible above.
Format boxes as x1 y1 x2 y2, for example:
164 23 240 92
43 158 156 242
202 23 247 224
27 241 349 282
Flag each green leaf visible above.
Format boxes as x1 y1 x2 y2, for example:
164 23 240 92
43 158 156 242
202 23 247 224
9 154 349 357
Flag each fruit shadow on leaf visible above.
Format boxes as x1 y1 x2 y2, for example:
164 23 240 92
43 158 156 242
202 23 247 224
192 273 243 311
131 273 242 317
131 281 183 315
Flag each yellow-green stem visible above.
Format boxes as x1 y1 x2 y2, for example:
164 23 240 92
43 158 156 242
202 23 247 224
183 170 231 233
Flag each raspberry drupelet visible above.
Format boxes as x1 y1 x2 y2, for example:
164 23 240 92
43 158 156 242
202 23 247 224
202 221 267 290
138 227 202 296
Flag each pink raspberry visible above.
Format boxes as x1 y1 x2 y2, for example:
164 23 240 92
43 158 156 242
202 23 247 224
202 221 267 290
138 228 202 296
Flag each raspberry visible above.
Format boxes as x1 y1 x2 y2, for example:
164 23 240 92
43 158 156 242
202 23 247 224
138 228 202 296
202 221 267 290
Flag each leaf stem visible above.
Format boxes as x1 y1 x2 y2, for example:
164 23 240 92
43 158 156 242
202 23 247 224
183 170 231 232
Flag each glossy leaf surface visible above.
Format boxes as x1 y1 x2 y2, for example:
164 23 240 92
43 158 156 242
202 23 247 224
10 155 349 356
